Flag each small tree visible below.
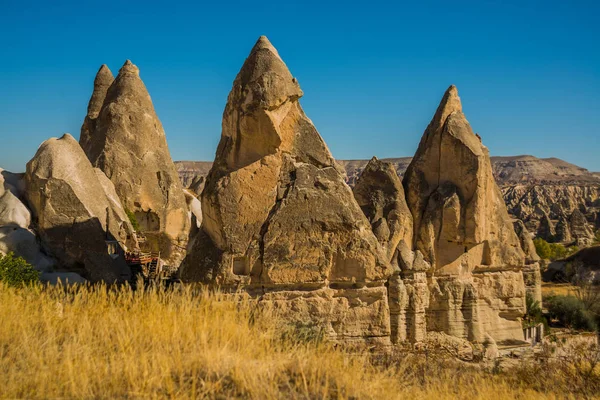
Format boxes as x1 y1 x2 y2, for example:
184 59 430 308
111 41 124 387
0 252 39 286
533 238 569 261
546 295 597 331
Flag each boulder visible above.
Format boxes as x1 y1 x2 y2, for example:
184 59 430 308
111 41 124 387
181 36 391 345
0 226 54 271
83 60 189 266
402 86 528 343
0 169 30 228
25 134 135 282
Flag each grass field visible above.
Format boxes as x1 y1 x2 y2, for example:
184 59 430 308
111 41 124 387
0 282 598 399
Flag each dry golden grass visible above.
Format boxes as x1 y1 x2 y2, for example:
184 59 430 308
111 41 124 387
542 282 578 298
0 282 593 399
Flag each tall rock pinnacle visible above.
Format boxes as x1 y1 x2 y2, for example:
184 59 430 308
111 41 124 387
403 85 524 272
83 60 190 266
181 36 390 287
402 86 527 343
80 65 114 154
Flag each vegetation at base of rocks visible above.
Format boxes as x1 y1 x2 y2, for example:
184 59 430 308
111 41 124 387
125 208 141 232
545 295 597 332
533 237 578 260
523 293 547 329
1 282 599 399
0 252 39 286
595 230 600 243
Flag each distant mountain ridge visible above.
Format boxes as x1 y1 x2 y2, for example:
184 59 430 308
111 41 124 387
176 155 600 188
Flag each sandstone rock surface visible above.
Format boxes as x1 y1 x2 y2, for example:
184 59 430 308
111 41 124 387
402 86 527 343
83 60 189 266
79 65 114 155
175 159 600 244
353 157 412 261
181 37 391 345
182 36 389 288
25 134 135 282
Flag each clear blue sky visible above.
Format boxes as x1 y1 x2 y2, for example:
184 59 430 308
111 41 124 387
0 0 598 172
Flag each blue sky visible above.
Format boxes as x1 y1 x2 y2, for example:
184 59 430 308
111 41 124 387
0 0 598 172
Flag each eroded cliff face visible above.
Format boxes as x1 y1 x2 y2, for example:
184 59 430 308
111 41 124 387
181 37 392 345
503 185 599 246
82 61 190 266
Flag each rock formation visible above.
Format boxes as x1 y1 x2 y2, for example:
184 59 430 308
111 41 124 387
82 60 190 266
402 85 527 343
181 36 391 345
554 216 572 243
175 159 600 245
79 65 114 155
25 134 135 282
569 208 595 246
353 157 412 261
351 157 428 343
513 220 542 303
0 169 54 271
503 185 599 244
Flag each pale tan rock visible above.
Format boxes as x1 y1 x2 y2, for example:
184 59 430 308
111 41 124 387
0 226 54 271
181 36 389 287
79 65 114 155
404 86 525 274
425 331 474 361
84 60 189 266
25 134 135 282
569 208 595 246
403 86 528 343
0 189 30 228
258 286 391 346
353 157 413 261
513 219 540 263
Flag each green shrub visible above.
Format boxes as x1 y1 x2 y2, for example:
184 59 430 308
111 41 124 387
0 252 39 287
125 209 140 232
534 238 569 260
523 292 547 329
595 230 600 243
545 295 597 331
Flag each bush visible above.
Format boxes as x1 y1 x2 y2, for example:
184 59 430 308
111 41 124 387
0 252 39 287
545 295 597 331
523 292 547 329
534 238 569 260
125 209 140 232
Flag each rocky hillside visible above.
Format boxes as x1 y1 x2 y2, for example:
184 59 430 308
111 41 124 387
177 155 599 187
176 155 600 243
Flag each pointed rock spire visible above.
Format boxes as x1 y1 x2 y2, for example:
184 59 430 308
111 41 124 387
403 85 524 272
79 64 114 153
182 36 389 287
84 60 190 266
